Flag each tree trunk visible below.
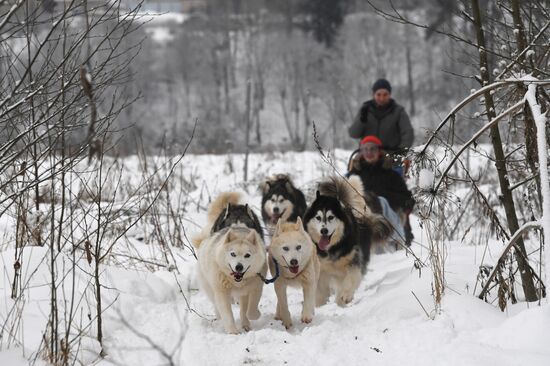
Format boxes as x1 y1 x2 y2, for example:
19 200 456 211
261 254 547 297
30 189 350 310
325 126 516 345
511 0 541 204
301 91 310 151
279 88 295 143
243 80 251 181
405 41 415 116
254 78 262 144
211 47 222 125
470 0 538 302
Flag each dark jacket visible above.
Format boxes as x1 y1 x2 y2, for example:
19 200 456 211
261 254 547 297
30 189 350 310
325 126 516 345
348 99 414 152
349 157 414 212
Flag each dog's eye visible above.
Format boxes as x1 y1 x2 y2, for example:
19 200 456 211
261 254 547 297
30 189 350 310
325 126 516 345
230 252 236 257
244 253 250 258
279 199 284 203
296 245 301 251
315 216 321 221
327 216 334 221
283 246 289 251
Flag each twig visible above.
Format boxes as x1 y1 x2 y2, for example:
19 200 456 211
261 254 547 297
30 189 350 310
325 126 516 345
411 291 432 319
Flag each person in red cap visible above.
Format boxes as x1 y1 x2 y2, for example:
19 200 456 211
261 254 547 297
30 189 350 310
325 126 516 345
349 135 415 246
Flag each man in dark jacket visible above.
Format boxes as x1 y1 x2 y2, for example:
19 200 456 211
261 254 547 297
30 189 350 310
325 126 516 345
349 79 414 154
349 135 415 246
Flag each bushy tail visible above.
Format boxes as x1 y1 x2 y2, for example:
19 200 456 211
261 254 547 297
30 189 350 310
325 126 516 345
206 191 242 224
192 191 242 248
364 214 392 243
318 175 373 218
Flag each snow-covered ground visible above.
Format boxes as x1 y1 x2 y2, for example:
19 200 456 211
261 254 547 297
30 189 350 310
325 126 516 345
1 149 548 365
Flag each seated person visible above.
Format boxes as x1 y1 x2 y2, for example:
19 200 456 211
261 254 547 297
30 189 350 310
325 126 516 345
349 135 415 246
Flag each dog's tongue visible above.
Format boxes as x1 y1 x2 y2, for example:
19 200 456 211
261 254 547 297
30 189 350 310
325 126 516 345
318 235 331 251
232 272 243 282
270 214 281 225
289 266 299 274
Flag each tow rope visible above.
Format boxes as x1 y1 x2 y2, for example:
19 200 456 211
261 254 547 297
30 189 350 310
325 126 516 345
257 257 280 284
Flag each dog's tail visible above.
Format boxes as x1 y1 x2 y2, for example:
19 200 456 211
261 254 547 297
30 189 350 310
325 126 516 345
207 191 242 224
349 175 392 243
192 191 242 248
364 214 392 243
318 175 373 218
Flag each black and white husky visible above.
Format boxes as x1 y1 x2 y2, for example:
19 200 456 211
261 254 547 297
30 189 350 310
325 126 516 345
193 191 264 247
303 175 391 306
260 174 307 233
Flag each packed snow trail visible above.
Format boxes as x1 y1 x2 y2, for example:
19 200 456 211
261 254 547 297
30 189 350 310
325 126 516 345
172 225 549 366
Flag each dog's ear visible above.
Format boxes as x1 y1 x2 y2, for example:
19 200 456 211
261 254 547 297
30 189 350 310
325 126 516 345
261 181 271 194
274 218 282 236
245 230 256 245
225 230 237 243
285 181 293 194
316 190 321 199
294 217 303 231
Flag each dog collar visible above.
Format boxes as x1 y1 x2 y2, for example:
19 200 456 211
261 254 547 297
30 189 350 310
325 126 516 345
257 258 280 284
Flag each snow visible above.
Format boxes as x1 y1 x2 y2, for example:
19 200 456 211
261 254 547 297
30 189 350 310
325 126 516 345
1 150 549 365
525 80 550 286
135 11 188 25
174 235 549 366
145 26 174 44
418 169 434 190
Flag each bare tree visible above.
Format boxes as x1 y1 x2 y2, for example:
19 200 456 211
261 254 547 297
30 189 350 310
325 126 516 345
367 0 549 308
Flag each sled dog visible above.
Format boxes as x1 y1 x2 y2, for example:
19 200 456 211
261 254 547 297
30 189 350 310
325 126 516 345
196 227 267 334
303 176 391 306
192 191 263 248
268 217 319 329
260 174 307 234
193 192 267 334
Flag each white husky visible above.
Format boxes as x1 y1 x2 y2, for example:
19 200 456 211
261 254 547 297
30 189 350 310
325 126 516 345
268 217 319 329
195 193 267 334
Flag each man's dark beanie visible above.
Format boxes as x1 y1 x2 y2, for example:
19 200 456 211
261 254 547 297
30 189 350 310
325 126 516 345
372 79 392 93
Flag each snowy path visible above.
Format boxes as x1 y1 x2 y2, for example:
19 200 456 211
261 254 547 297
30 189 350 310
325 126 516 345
174 242 548 366
94 228 549 366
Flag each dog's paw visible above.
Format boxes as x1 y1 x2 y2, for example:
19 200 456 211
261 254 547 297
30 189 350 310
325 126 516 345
247 308 261 320
301 314 313 324
336 292 354 306
225 325 239 334
282 319 293 329
242 318 251 332
316 298 328 307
